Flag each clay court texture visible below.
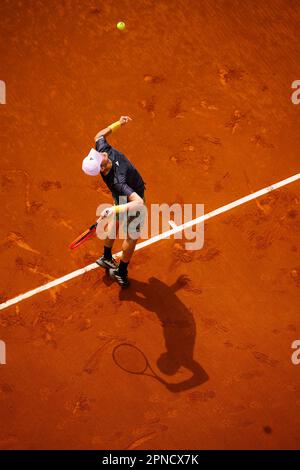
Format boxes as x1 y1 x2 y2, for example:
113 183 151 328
0 0 300 450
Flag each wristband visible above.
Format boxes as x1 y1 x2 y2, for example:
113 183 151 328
113 205 122 214
109 120 121 133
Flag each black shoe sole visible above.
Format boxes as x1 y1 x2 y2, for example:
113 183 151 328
109 268 130 288
96 257 119 270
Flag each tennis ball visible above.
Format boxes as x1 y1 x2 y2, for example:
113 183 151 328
117 21 126 31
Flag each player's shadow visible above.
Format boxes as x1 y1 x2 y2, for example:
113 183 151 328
117 275 209 392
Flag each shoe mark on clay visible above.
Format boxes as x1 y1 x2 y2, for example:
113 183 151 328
26 200 43 214
130 310 145 329
200 317 229 334
286 208 298 220
191 100 218 113
1 169 31 213
0 305 25 328
143 410 162 425
32 307 83 337
200 100 218 110
266 190 300 221
235 343 255 351
247 193 300 248
45 208 73 230
138 96 156 118
195 153 215 173
188 137 217 168
214 171 230 192
238 370 263 381
79 318 92 331
182 138 197 153
256 227 285 250
225 110 247 134
89 7 101 15
168 98 186 119
290 268 300 287
272 324 297 335
144 74 165 84
238 420 256 429
32 204 73 230
181 135 220 157
169 151 188 164
223 190 299 243
40 180 62 191
244 170 273 215
9 183 73 229
32 310 57 330
187 390 216 402
0 232 40 255
169 149 215 174
197 246 221 262
250 134 274 149
247 230 273 250
169 138 195 164
224 342 256 352
42 332 57 347
222 208 264 231
69 395 92 415
82 252 99 265
252 351 279 367
286 323 297 332
169 137 216 170
91 179 111 196
0 383 13 394
224 342 255 351
180 277 202 295
172 242 195 265
200 135 222 146
218 67 245 86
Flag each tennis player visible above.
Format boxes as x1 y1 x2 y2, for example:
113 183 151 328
82 116 146 288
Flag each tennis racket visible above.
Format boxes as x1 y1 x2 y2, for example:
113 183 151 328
112 343 167 385
69 222 98 250
69 208 114 250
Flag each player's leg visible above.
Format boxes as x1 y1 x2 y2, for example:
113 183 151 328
96 217 120 269
109 237 137 287
109 199 146 287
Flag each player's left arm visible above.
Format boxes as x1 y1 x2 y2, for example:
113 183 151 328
125 191 144 212
94 116 132 142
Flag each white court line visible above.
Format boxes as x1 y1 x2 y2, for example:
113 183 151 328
0 172 299 311
168 220 178 229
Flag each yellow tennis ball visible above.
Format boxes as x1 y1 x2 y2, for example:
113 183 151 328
117 21 126 31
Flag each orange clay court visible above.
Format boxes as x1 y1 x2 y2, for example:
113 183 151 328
0 0 300 450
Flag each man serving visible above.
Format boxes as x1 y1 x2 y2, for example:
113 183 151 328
82 116 146 288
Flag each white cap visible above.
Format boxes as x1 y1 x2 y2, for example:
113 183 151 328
82 149 104 176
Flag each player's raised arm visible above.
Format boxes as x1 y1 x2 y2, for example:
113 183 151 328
94 116 132 142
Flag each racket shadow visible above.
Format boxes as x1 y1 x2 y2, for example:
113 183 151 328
118 275 209 393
